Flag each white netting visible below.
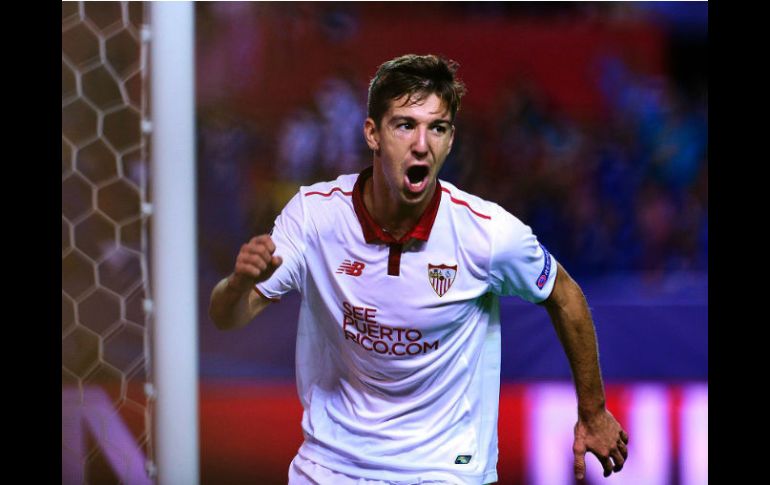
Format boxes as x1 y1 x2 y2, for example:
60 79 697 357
62 2 155 483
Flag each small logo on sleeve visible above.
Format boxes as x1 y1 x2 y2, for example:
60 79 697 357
455 455 472 465
337 260 366 277
536 243 552 290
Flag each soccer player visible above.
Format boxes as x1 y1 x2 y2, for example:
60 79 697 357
209 54 628 484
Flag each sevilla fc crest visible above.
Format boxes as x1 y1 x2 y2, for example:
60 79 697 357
428 264 457 297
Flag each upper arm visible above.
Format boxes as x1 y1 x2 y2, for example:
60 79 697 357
488 206 558 303
540 262 572 308
539 262 588 317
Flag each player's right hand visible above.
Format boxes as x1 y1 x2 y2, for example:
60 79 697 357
227 235 283 292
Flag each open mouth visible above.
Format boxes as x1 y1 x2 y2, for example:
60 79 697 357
406 165 429 185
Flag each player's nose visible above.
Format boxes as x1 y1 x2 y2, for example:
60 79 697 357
411 126 429 158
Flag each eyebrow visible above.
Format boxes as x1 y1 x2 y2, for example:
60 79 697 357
388 115 453 126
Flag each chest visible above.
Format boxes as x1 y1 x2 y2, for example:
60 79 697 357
304 216 489 333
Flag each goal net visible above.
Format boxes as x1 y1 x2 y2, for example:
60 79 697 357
62 2 155 483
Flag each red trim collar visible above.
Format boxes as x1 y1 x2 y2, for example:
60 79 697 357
352 166 442 244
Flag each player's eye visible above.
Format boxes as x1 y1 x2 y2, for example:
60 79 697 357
431 124 450 135
397 122 413 130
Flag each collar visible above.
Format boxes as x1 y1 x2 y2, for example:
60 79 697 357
351 166 442 244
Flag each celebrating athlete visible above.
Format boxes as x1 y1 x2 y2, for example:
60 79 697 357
209 54 628 484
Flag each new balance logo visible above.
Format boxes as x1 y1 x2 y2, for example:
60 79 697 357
336 260 365 276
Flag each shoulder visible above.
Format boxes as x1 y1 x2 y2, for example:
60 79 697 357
283 173 357 224
437 180 501 223
438 180 530 239
299 173 357 203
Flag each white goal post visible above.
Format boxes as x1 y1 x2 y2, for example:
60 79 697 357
149 2 199 485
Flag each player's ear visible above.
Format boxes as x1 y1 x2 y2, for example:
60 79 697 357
363 118 380 152
447 124 456 153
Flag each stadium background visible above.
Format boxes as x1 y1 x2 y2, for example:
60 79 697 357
63 2 707 484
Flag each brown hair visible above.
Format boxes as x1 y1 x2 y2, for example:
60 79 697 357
367 54 467 127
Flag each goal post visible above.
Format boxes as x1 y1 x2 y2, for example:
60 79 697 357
149 2 199 485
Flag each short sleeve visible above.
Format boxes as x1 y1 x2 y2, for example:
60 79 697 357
488 205 558 303
255 191 307 300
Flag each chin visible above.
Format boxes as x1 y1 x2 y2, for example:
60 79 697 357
400 194 425 206
401 181 434 205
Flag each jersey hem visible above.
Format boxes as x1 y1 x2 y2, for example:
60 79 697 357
298 442 488 484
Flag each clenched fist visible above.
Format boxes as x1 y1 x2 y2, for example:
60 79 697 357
227 235 283 292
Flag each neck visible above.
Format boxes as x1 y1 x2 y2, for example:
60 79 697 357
364 171 435 241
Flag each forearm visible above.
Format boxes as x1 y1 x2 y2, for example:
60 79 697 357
210 235 282 330
539 264 628 479
208 276 265 331
543 268 606 418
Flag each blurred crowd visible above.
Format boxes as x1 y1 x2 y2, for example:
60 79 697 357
455 57 708 277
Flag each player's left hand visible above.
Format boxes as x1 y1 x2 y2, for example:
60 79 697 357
572 409 628 480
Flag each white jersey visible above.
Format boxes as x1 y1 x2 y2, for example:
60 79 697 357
256 167 557 484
